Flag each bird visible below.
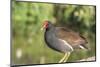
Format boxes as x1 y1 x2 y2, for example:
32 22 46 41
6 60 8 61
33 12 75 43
41 20 88 63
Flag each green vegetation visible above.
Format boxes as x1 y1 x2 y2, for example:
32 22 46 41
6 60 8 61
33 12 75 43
12 1 96 65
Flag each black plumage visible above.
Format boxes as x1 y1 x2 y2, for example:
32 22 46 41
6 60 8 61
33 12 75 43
44 21 88 53
42 21 88 63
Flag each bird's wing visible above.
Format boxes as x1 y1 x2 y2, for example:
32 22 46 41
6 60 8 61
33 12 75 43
55 27 87 47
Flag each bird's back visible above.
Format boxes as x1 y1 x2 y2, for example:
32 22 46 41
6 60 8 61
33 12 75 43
55 27 88 49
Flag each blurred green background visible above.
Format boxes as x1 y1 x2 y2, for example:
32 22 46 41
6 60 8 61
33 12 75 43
12 1 96 65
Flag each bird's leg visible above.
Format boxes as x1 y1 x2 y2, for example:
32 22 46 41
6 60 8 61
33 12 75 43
63 52 71 62
59 53 68 63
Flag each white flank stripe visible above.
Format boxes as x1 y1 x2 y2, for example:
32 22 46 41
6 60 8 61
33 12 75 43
79 45 85 49
59 39 74 51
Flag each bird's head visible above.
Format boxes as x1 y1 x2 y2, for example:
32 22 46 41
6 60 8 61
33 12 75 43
41 20 53 30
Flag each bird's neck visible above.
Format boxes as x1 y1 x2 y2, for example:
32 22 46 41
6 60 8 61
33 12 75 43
45 26 57 41
45 26 56 35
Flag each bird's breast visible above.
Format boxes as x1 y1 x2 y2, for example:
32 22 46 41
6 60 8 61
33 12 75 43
44 31 73 53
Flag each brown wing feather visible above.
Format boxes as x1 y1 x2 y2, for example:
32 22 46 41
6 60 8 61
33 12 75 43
56 27 87 47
